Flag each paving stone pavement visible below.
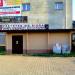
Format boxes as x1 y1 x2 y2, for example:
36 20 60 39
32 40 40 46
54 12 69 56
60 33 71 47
0 55 75 75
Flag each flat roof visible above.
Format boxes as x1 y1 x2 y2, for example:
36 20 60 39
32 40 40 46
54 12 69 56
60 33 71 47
0 29 75 33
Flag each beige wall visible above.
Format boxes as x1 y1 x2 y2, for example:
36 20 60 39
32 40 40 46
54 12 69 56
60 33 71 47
0 0 72 31
28 33 48 50
65 0 72 29
22 0 72 29
6 32 71 54
48 32 71 50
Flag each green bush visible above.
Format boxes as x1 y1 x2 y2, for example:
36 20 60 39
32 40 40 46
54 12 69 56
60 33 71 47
0 46 6 55
31 52 75 57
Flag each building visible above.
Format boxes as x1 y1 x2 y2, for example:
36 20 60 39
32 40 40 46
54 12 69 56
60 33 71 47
0 0 73 54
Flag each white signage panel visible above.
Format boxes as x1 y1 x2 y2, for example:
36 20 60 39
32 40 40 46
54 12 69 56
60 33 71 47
1 24 46 30
0 6 21 16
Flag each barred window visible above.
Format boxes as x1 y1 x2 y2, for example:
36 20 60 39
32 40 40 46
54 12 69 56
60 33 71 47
22 3 30 11
55 2 64 10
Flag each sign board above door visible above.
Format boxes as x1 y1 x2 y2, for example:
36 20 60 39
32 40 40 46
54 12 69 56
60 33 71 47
0 23 49 30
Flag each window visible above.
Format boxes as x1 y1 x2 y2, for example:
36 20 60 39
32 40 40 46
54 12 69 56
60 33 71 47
1 17 11 23
55 2 63 10
0 16 28 23
0 33 5 44
22 3 30 11
22 16 28 23
14 16 22 23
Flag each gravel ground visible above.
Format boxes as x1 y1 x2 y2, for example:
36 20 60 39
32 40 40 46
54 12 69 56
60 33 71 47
0 55 75 75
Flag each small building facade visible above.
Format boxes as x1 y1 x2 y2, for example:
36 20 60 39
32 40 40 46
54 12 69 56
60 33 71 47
0 0 73 54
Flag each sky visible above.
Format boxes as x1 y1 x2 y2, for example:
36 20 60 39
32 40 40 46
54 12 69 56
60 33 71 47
73 0 75 20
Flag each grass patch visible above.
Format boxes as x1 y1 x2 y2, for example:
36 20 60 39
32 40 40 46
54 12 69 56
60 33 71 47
31 53 50 57
31 52 75 57
0 52 6 55
68 52 75 57
0 46 6 55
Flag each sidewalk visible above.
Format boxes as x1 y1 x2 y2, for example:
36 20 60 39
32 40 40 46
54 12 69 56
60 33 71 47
0 55 75 75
